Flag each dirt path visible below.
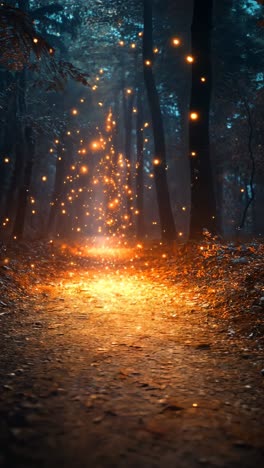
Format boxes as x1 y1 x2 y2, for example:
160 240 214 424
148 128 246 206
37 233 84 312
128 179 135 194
0 253 263 468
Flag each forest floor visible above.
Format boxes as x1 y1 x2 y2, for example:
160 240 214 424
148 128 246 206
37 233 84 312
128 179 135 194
0 238 264 468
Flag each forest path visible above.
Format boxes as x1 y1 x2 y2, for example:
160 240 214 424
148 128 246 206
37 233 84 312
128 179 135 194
1 248 264 468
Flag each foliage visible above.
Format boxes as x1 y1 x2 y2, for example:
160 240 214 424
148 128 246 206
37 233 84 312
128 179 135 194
0 3 52 70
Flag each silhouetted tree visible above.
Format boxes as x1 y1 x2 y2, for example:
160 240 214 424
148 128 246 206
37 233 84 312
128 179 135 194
189 0 216 239
143 0 176 242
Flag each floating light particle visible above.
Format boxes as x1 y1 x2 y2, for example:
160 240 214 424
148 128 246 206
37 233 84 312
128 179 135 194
119 40 125 46
42 176 47 182
144 60 152 67
4 158 9 163
91 141 100 150
201 76 206 82
131 43 136 49
190 112 199 120
178 232 183 237
182 206 186 211
71 108 78 115
191 151 197 157
138 32 143 37
98 102 103 107
240 188 245 193
153 47 159 54
186 55 194 63
126 88 132 94
33 37 38 44
192 403 198 407
153 158 160 166
80 165 88 174
172 37 181 46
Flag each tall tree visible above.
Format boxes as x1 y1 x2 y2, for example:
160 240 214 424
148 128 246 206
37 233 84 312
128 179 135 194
143 0 176 242
189 0 216 238
135 86 145 239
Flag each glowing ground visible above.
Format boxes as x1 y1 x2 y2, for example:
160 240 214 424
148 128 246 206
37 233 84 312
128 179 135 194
0 241 263 468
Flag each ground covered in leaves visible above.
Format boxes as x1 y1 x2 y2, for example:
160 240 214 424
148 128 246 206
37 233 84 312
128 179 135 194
0 238 263 468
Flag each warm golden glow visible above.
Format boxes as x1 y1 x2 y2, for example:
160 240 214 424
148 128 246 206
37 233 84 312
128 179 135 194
80 165 88 175
186 55 194 63
90 141 100 150
190 112 199 120
172 37 181 46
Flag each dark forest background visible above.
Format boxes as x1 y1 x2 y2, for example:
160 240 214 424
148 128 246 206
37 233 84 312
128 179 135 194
0 0 263 243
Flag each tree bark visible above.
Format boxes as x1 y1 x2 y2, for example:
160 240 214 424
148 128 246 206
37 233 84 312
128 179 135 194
124 90 134 220
12 126 35 238
135 87 145 239
143 0 176 242
189 0 217 238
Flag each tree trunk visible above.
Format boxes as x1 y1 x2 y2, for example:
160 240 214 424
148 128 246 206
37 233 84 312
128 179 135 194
135 87 145 239
47 144 67 234
124 89 134 223
143 0 176 242
12 126 35 238
189 0 217 238
0 72 17 217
